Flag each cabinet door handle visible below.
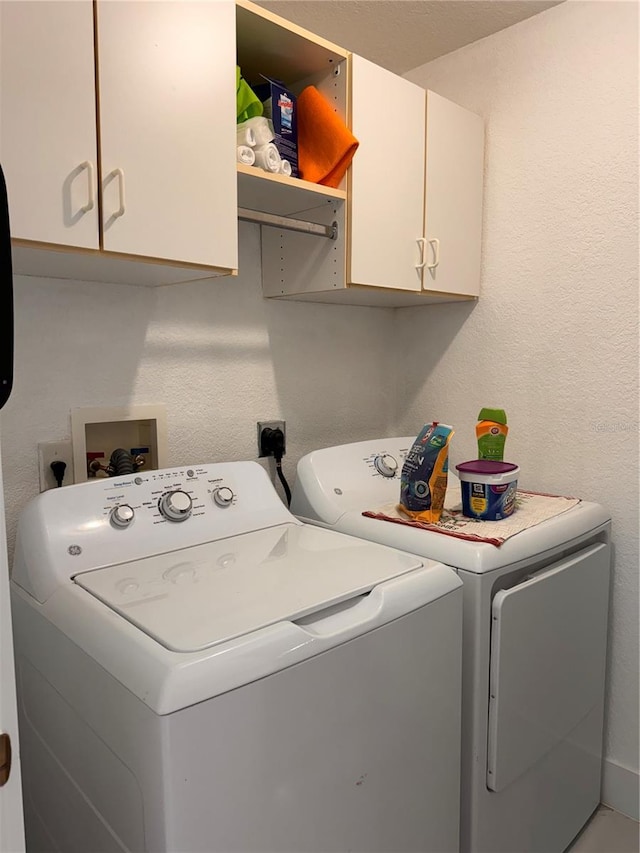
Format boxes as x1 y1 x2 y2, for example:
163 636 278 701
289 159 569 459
78 161 95 213
112 168 126 218
415 237 427 270
427 237 440 270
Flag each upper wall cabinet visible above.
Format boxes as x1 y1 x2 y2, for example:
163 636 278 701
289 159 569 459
262 54 485 307
350 59 484 301
1 0 238 285
1 0 483 300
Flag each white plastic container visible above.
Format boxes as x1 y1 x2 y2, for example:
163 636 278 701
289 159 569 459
455 460 519 521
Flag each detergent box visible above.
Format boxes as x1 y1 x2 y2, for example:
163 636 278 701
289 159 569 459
259 77 298 177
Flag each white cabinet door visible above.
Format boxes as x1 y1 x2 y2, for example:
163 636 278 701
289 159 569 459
349 56 425 292
96 1 238 270
423 91 484 296
0 1 99 248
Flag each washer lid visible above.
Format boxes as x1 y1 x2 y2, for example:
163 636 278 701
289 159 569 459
73 523 423 652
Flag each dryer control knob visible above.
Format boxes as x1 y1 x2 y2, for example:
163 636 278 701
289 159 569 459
159 490 192 522
374 454 398 478
212 486 234 508
110 504 135 529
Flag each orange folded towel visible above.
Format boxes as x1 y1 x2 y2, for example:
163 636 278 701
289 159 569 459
297 86 359 189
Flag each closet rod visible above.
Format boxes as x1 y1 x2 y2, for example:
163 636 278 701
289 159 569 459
238 208 338 240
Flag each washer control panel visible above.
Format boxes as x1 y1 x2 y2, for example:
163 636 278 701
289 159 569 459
15 461 294 599
99 466 238 532
94 466 261 536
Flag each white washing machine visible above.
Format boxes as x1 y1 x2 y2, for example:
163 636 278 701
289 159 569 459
11 460 463 853
292 438 612 853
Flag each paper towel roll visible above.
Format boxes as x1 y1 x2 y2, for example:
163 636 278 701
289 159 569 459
236 125 257 147
236 145 256 166
279 159 292 177
254 142 281 174
256 118 275 146
239 116 274 146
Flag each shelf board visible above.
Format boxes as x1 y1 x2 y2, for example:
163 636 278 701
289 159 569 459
11 240 236 286
237 163 345 216
267 287 478 308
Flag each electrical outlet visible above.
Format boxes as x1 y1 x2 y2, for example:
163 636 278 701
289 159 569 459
257 420 286 458
38 440 74 492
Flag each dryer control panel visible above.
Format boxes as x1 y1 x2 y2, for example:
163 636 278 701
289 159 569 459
13 462 294 603
290 438 415 525
364 448 409 480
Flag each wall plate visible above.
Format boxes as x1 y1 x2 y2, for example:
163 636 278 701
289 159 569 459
38 440 74 491
257 420 286 457
71 404 168 483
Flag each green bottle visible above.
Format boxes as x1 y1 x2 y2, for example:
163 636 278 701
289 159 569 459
476 408 508 461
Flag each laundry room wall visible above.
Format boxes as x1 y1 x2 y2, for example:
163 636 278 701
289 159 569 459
399 0 639 819
3 0 637 821
1 221 398 552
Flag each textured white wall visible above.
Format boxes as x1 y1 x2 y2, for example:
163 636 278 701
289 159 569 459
1 221 398 549
2 0 637 820
402 0 639 816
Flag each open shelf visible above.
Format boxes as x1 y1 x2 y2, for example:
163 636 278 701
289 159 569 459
237 163 345 216
236 1 350 220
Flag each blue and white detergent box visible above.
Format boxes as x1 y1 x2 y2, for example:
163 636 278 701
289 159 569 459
259 77 298 177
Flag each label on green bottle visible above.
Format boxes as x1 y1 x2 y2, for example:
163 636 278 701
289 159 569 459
476 420 508 461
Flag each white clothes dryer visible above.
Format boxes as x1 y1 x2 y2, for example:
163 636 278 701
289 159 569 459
11 461 462 853
292 438 612 853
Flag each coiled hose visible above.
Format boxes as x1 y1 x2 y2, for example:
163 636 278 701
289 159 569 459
109 448 136 476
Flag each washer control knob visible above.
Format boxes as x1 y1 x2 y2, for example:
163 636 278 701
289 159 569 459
159 490 192 522
110 504 135 529
374 454 398 478
212 486 234 508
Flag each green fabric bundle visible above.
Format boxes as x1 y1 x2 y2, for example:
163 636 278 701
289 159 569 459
236 67 263 123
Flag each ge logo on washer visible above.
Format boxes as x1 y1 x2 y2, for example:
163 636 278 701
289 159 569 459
68 545 82 556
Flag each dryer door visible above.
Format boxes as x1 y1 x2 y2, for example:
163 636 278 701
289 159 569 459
486 542 609 792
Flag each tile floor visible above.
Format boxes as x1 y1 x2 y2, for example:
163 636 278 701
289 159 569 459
566 805 639 852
